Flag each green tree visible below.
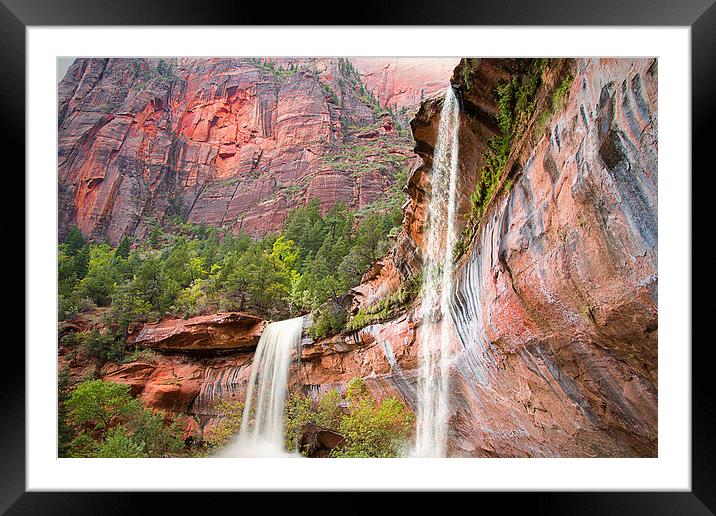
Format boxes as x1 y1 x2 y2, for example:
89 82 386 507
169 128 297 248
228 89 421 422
93 427 148 458
74 244 90 280
333 378 414 458
116 235 132 259
64 226 85 255
65 379 134 432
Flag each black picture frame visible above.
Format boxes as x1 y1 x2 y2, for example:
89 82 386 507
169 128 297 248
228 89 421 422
6 0 713 512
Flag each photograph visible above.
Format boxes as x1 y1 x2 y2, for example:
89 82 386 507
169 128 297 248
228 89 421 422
55 56 658 459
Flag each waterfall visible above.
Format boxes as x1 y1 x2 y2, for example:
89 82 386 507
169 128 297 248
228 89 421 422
413 85 460 457
217 316 303 457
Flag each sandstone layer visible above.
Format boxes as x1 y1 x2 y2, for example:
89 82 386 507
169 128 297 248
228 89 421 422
126 312 265 354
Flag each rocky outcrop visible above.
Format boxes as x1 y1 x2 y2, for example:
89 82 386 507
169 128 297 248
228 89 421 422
350 58 459 113
126 312 265 354
58 58 451 244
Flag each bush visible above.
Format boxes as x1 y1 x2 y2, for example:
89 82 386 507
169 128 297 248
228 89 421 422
308 300 347 339
282 380 413 458
203 400 245 450
73 329 125 363
345 273 421 332
332 378 414 458
93 427 148 458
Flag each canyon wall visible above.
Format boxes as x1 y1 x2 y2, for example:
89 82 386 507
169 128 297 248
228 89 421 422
58 58 452 244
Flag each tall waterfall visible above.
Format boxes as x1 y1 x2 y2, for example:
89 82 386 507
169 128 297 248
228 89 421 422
218 317 303 457
413 86 460 457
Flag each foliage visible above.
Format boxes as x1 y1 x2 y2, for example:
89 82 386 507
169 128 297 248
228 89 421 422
552 74 574 113
345 273 422 332
203 400 245 449
283 393 315 452
282 380 413 458
59 196 401 337
332 378 414 458
65 379 135 431
61 379 184 458
66 329 126 363
93 427 149 458
455 60 548 260
307 300 347 339
251 58 298 80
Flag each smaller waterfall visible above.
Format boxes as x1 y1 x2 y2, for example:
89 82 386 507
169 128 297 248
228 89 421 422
217 317 303 457
413 85 460 458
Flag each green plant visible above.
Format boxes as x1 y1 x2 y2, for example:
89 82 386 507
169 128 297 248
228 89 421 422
345 273 422 332
203 400 245 449
93 427 149 458
331 378 414 458
552 74 574 113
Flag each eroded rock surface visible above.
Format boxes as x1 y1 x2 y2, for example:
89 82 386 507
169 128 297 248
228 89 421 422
126 312 265 354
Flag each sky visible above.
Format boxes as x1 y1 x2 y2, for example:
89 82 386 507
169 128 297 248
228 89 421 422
57 58 75 83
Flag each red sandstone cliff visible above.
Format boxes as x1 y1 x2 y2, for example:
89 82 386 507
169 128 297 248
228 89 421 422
58 58 454 244
327 57 658 457
350 58 459 113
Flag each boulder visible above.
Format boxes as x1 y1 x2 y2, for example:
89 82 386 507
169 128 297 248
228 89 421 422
299 422 345 457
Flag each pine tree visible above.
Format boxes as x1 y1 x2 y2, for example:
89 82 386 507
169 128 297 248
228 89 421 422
64 226 85 256
116 236 132 259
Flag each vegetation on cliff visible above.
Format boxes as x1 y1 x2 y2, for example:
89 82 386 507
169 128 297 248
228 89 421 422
453 59 574 260
58 194 404 355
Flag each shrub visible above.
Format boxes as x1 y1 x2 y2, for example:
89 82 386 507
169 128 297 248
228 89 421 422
345 273 421 332
74 329 125 363
63 379 184 457
66 379 135 432
93 427 148 458
203 400 245 450
308 301 347 339
332 378 414 458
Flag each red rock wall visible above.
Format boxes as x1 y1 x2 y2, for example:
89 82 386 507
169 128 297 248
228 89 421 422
58 58 452 244
330 58 658 457
350 58 460 113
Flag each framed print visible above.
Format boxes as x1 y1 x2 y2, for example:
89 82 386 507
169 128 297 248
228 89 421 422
6 0 713 512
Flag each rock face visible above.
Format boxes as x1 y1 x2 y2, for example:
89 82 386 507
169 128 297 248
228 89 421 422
349 58 460 113
58 58 453 244
334 57 658 457
126 312 265 354
299 422 346 457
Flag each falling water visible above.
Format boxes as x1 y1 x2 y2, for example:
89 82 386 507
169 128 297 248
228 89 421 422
218 317 303 457
413 85 460 457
